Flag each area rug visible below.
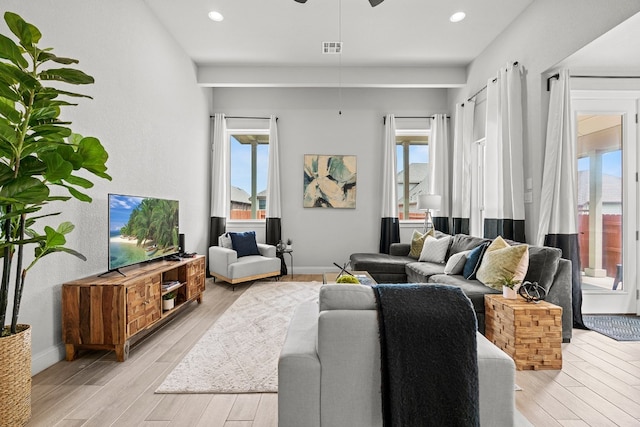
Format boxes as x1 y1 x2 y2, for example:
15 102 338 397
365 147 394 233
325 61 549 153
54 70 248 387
155 280 322 394
583 314 640 341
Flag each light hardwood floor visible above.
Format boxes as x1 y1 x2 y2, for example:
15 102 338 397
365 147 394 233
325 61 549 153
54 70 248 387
29 275 640 426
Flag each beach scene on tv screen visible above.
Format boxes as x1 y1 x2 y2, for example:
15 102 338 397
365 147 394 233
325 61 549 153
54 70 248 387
109 194 179 270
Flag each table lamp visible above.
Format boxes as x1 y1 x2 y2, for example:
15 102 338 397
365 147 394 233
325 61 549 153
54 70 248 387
417 194 441 232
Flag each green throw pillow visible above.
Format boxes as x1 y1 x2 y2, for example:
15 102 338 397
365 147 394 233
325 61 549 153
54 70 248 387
409 229 434 259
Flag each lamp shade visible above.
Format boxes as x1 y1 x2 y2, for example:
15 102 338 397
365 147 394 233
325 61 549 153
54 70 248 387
417 194 441 211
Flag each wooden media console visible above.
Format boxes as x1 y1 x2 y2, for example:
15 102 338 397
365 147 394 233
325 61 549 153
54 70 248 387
62 255 205 362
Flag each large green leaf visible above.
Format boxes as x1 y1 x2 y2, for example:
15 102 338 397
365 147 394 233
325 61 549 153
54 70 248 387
29 105 60 124
66 185 91 202
29 124 72 139
4 12 41 48
18 156 46 177
64 174 93 189
0 96 19 123
0 175 49 204
39 68 94 85
44 225 66 246
0 162 14 185
77 137 111 179
55 144 83 169
0 33 28 68
41 152 73 182
0 62 39 90
37 51 78 65
0 83 19 102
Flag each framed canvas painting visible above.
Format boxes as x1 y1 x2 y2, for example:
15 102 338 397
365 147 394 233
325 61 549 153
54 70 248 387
303 154 356 208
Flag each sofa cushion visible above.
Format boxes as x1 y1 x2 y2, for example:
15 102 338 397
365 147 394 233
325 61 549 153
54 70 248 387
449 234 489 257
219 232 233 249
462 242 490 280
229 231 260 257
428 274 501 314
350 253 413 275
405 262 446 283
319 284 376 311
476 236 529 290
408 229 434 259
524 246 563 292
444 250 470 275
418 235 452 263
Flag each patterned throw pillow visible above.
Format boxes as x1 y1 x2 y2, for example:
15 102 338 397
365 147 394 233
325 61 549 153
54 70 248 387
218 233 233 249
476 236 529 290
408 229 434 259
418 235 452 264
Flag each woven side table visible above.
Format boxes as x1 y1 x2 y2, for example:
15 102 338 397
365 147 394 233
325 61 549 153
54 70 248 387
484 294 563 370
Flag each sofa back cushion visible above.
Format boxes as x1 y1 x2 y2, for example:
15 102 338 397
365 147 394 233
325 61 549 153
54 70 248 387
449 234 489 258
319 284 376 311
524 246 562 292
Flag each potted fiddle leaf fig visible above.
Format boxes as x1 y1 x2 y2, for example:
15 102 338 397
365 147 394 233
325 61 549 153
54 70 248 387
0 11 111 424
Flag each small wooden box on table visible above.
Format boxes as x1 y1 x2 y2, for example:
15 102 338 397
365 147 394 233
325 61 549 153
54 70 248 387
484 294 563 370
62 255 205 362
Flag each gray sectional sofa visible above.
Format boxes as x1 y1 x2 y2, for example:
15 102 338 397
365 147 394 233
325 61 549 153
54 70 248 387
350 233 573 342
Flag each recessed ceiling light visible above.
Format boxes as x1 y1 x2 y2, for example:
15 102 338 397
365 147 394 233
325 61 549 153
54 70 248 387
449 11 466 23
208 11 224 22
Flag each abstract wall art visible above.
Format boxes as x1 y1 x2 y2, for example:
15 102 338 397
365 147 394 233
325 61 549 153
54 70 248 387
303 154 357 208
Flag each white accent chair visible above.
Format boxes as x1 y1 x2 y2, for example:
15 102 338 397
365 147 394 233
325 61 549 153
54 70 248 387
208 242 281 284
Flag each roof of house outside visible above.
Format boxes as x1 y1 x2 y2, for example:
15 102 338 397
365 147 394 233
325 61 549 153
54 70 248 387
230 186 250 204
577 170 621 207
397 163 427 184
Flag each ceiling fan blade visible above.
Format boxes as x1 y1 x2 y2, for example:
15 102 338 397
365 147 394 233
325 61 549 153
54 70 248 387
294 0 308 3
369 0 384 6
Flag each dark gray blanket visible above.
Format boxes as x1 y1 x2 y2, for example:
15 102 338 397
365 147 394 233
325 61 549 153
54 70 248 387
372 284 479 427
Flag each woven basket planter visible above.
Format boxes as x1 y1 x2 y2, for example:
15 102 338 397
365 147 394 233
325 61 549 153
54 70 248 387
0 324 32 426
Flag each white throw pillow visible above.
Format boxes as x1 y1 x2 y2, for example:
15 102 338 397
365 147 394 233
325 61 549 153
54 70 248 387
418 235 452 264
218 233 233 249
444 250 470 275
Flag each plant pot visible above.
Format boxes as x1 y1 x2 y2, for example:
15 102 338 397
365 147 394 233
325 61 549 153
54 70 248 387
502 286 518 299
163 298 175 311
0 324 32 426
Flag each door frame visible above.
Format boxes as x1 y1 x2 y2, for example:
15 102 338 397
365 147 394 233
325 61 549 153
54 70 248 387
572 90 639 314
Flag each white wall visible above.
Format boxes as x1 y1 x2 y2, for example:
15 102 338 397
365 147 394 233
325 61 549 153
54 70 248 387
448 0 640 243
2 0 210 373
214 87 447 272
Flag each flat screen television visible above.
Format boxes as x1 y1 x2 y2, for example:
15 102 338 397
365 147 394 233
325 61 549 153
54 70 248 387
108 193 179 271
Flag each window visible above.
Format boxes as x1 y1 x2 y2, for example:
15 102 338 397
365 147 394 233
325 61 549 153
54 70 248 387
229 131 269 220
396 130 429 220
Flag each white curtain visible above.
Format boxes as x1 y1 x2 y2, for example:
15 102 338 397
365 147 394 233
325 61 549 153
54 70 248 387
429 113 450 233
266 115 282 246
209 113 228 246
536 69 584 329
452 102 474 234
380 114 399 253
484 62 525 241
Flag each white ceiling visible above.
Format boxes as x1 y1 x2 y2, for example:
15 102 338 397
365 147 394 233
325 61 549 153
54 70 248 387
144 0 534 67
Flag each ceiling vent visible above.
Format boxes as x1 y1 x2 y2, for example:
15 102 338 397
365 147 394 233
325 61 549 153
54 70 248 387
322 42 343 54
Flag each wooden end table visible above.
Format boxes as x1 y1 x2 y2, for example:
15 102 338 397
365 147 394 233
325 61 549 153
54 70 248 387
484 294 563 370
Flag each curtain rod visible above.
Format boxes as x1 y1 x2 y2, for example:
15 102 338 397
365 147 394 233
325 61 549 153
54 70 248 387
546 74 640 91
464 61 519 105
210 115 278 121
383 115 450 125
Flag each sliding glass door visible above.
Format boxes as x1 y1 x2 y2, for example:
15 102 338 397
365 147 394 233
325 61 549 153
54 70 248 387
572 94 638 314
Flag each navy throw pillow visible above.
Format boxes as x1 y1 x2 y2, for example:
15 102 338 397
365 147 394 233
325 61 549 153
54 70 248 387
462 241 490 280
229 231 260 257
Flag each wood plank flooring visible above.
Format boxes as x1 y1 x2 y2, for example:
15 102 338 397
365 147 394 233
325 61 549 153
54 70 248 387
28 275 640 426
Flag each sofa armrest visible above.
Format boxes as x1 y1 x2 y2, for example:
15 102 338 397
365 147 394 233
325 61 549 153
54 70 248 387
279 301 321 427
476 333 516 426
547 258 573 342
257 243 276 257
389 243 410 256
208 246 237 276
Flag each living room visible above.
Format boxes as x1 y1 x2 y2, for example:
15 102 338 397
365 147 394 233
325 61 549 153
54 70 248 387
2 0 640 426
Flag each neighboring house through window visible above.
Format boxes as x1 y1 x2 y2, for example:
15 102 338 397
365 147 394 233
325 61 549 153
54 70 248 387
396 129 429 221
229 130 269 220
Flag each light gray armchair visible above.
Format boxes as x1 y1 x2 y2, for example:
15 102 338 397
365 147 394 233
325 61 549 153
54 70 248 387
208 242 281 284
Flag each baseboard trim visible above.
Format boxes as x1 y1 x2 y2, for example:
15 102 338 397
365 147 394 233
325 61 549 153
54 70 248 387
32 342 65 375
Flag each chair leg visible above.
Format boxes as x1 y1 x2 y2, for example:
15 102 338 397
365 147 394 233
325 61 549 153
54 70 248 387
612 264 623 290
